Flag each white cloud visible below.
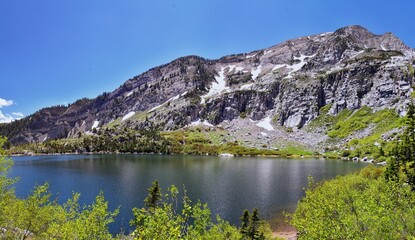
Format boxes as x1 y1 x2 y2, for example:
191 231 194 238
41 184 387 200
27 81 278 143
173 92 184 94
12 112 24 118
0 98 24 123
0 110 15 123
0 98 13 108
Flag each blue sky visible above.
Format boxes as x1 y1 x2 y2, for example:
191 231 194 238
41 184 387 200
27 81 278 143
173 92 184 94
1 0 414 122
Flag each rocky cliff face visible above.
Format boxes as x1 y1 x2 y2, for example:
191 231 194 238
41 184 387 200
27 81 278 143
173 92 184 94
1 25 414 146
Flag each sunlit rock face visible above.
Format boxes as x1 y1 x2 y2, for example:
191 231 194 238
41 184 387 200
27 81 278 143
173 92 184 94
2 25 414 145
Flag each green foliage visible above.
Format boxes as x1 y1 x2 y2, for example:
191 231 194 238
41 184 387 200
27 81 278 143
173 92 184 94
240 209 250 236
131 184 245 240
328 107 402 140
325 106 403 159
9 122 316 158
0 136 118 239
1 184 118 239
278 145 313 157
309 105 402 147
306 103 348 130
2 136 279 239
409 64 414 77
240 111 247 119
131 182 277 240
328 106 372 138
145 180 162 209
0 116 33 141
0 137 15 195
385 103 415 189
9 124 172 155
291 166 415 239
239 208 273 240
162 127 315 157
341 149 351 157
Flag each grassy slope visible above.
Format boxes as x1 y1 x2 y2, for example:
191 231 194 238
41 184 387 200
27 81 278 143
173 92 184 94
7 103 407 160
161 126 314 157
307 104 405 159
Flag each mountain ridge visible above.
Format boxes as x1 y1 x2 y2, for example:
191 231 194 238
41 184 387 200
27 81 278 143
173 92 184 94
1 25 414 150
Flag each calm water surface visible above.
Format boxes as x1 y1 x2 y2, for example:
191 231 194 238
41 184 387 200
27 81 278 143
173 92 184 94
10 154 367 233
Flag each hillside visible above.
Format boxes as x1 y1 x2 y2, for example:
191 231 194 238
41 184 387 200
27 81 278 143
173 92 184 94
1 25 414 154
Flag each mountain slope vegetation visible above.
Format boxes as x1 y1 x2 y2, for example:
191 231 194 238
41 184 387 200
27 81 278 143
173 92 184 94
1 25 414 156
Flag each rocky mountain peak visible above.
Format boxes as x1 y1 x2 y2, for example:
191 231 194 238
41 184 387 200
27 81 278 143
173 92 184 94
334 25 374 39
330 25 409 53
377 32 410 53
1 25 414 146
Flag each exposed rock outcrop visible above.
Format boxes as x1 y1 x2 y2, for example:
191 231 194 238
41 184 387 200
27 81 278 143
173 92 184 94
1 25 414 145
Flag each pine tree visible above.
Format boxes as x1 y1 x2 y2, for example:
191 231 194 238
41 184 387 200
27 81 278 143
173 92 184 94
386 103 415 189
249 208 263 239
144 180 161 209
240 209 250 236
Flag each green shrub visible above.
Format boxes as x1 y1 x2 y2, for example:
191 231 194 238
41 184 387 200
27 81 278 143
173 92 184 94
240 111 247 119
341 149 351 157
291 167 415 239
131 182 276 240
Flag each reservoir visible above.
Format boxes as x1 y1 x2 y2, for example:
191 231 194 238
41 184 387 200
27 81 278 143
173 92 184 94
10 154 367 233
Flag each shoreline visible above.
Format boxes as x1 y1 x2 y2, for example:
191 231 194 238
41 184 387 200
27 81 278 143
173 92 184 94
8 151 331 159
273 231 298 240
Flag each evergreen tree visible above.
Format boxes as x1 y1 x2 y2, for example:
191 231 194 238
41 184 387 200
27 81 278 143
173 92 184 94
144 180 162 209
386 103 415 189
249 208 264 240
240 209 250 236
385 141 402 182
240 208 267 240
379 146 385 157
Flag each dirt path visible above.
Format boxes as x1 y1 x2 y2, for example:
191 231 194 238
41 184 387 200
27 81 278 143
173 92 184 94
273 231 297 240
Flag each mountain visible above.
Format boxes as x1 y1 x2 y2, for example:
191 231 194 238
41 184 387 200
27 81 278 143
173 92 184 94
1 25 414 151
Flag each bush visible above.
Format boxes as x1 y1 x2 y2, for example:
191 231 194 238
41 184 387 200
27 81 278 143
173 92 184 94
291 167 415 239
131 183 277 239
0 136 118 239
341 149 351 157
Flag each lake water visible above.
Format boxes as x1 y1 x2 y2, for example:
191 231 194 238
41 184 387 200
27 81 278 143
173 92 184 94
10 154 367 233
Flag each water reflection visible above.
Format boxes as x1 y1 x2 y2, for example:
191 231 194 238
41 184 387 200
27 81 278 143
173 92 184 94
10 154 367 233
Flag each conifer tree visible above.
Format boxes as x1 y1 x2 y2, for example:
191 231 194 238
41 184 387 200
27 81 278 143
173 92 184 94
240 209 250 236
249 208 264 240
386 103 415 189
144 180 161 209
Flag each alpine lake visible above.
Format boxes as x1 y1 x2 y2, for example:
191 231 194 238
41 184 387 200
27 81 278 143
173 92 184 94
10 154 368 234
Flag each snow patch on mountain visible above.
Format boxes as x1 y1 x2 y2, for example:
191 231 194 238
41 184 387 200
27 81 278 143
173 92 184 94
227 65 244 73
240 83 254 90
190 119 214 127
285 53 316 79
122 112 135 122
264 50 273 55
256 116 275 131
91 120 99 129
149 91 188 112
251 66 262 80
201 67 229 104
272 64 287 71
